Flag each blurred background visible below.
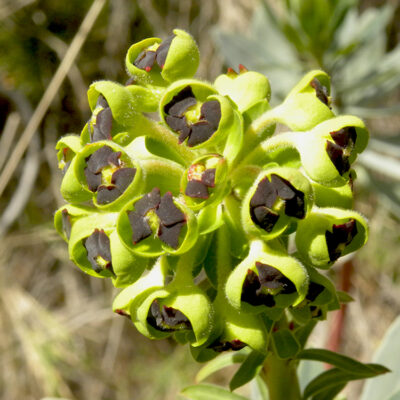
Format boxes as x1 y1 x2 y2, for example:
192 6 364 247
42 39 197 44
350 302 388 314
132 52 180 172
0 0 400 399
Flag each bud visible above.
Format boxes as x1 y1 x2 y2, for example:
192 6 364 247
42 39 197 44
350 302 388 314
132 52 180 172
214 65 271 112
126 29 199 86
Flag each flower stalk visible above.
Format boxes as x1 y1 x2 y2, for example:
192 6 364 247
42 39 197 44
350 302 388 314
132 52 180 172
263 354 302 400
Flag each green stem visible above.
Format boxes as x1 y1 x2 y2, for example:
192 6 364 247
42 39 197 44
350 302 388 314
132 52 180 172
133 114 197 166
139 158 184 194
234 109 277 167
215 224 232 289
246 108 277 139
171 248 197 287
260 286 302 400
262 354 302 400
238 131 298 169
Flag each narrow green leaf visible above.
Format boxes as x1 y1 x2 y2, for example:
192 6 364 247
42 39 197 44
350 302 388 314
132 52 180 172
298 348 390 376
181 384 249 400
303 365 389 399
272 329 300 359
298 360 325 392
336 291 354 304
230 351 266 391
295 320 317 348
311 382 346 400
360 315 400 400
196 348 250 382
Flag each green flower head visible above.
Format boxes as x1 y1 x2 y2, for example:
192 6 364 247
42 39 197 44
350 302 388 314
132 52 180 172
55 30 370 367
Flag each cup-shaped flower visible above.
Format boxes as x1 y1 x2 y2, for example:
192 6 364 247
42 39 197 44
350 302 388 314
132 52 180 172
214 65 271 113
65 141 144 210
56 134 81 174
78 82 142 146
312 172 355 209
57 135 91 203
191 292 269 361
132 285 213 346
67 213 148 285
296 116 368 186
295 207 369 268
242 167 313 240
117 188 198 257
126 29 199 86
60 155 93 204
270 70 334 131
160 80 242 155
181 154 228 211
289 265 339 325
304 267 338 307
225 240 308 315
112 257 167 317
54 203 93 242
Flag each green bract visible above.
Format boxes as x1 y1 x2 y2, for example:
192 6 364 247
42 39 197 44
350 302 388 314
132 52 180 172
295 207 369 269
55 30 370 373
270 70 334 131
214 65 271 112
56 134 81 173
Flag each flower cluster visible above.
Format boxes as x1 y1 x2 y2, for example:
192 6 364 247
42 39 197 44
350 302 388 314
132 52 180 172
55 29 369 361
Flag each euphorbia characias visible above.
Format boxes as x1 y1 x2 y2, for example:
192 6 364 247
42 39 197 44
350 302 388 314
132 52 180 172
55 29 389 400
